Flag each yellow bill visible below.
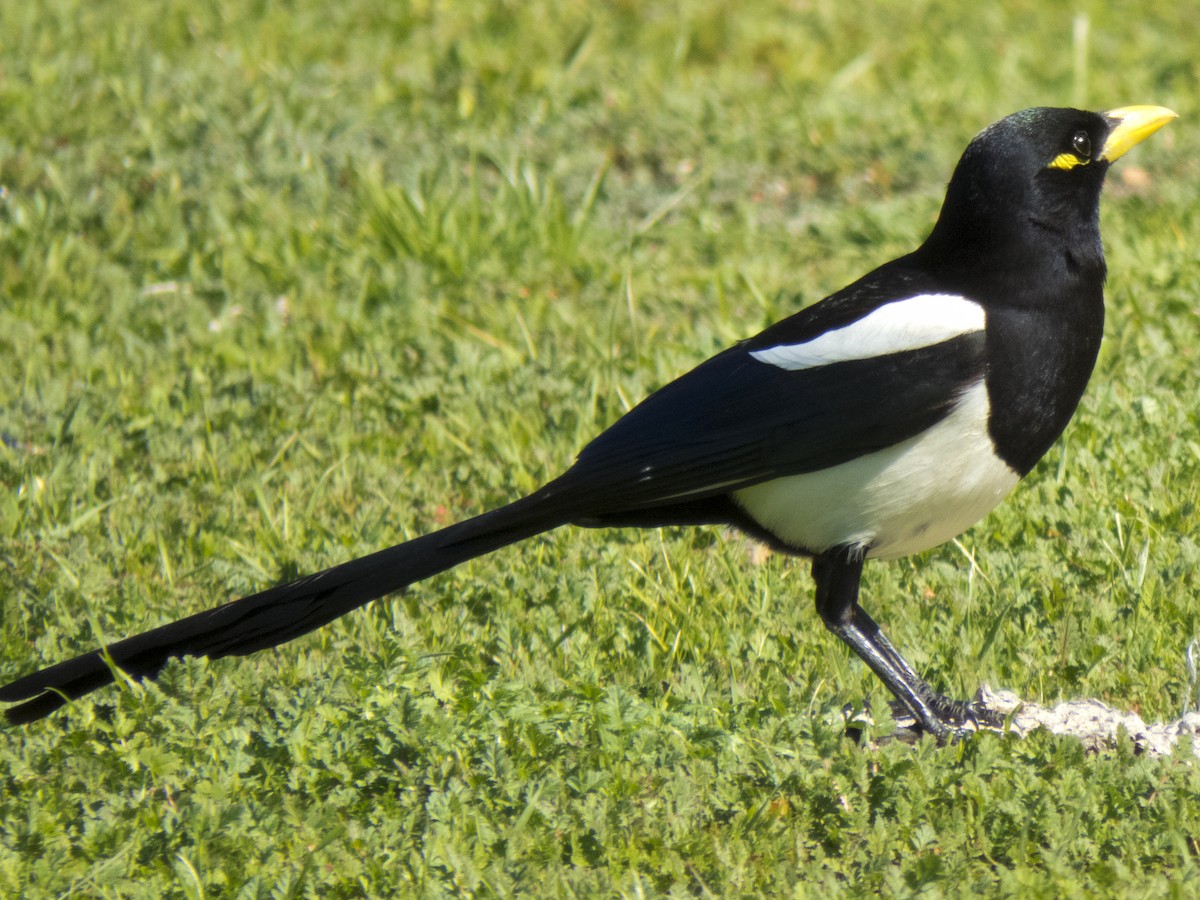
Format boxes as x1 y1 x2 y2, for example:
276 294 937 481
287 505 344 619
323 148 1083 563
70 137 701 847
1100 105 1178 162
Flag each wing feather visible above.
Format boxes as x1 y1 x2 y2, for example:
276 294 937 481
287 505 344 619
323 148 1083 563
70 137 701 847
558 331 988 513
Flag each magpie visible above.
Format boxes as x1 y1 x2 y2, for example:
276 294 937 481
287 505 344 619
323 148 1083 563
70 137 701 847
0 106 1176 739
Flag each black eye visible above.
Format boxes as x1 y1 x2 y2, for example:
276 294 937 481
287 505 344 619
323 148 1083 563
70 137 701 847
1072 131 1092 158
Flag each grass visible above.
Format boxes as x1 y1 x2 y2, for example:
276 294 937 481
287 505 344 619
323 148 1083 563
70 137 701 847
2 0 1199 894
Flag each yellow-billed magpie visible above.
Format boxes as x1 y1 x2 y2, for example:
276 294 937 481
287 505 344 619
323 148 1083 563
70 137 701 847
0 105 1176 739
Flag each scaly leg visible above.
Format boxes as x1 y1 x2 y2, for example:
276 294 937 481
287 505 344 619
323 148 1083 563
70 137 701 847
812 548 999 742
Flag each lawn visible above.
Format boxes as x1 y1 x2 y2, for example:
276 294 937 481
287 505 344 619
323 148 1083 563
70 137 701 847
2 0 1199 895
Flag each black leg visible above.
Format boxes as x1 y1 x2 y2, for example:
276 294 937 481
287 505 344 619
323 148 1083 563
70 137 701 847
812 548 997 742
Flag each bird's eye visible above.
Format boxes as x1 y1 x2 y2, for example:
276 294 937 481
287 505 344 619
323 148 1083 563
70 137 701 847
1072 131 1092 159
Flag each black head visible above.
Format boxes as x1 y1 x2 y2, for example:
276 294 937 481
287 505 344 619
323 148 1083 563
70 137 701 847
919 106 1175 282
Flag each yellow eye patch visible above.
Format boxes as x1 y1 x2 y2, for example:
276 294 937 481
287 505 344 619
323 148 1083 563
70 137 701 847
1048 152 1089 171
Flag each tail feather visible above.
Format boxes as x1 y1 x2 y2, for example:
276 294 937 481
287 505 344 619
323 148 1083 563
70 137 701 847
0 492 569 724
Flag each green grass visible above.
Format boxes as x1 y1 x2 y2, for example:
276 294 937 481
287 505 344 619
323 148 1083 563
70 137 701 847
2 0 1199 895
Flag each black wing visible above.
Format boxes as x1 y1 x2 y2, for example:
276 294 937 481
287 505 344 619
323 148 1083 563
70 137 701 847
554 333 987 515
550 258 988 516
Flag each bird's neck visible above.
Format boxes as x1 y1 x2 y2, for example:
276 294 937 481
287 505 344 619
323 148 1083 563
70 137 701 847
901 209 1107 476
915 219 1105 307
918 175 1107 302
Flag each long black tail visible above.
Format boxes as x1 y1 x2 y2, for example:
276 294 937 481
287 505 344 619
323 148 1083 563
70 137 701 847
0 489 572 724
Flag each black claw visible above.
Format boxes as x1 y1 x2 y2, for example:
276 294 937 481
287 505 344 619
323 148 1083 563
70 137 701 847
888 692 1003 742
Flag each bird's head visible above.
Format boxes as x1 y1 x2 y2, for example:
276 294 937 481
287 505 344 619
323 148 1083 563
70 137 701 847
920 105 1176 281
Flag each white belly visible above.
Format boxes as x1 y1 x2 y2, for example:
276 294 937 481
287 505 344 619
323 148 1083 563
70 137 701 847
732 381 1020 560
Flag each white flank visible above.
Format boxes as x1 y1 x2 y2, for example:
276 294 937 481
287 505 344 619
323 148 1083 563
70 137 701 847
732 381 1019 560
749 294 985 371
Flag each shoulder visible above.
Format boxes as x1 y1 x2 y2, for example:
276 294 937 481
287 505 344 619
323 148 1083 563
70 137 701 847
743 260 986 370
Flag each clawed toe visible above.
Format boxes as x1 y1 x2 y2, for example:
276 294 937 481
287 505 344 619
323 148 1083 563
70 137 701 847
885 692 1003 743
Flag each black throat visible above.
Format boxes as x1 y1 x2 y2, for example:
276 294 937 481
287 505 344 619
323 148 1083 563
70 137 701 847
914 186 1107 476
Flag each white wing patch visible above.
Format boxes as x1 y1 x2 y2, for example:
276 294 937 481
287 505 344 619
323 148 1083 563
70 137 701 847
749 294 985 371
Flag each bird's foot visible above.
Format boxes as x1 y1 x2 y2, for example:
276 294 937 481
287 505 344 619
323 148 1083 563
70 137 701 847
888 690 1004 744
